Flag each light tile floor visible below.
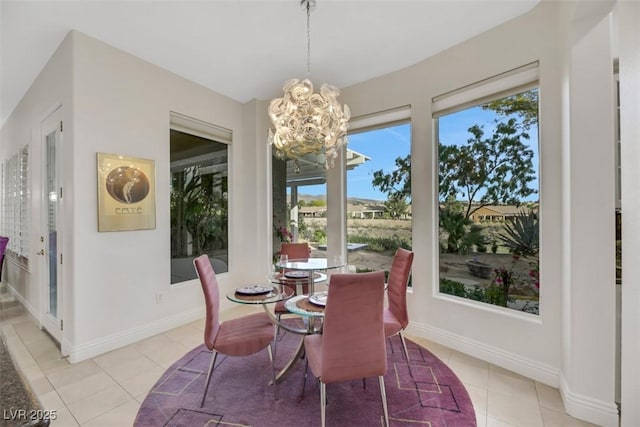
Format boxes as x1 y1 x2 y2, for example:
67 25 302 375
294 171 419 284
0 300 600 427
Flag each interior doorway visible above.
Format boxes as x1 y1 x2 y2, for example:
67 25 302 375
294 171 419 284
39 106 64 345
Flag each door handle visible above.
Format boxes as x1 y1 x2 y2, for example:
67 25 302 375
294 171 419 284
36 249 45 256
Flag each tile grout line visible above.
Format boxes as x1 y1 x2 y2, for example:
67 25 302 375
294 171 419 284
4 321 80 426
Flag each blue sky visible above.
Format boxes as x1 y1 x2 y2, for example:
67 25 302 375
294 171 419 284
298 103 539 202
439 105 540 202
299 124 410 199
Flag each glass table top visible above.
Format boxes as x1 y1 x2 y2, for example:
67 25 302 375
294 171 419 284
275 257 346 271
284 294 326 318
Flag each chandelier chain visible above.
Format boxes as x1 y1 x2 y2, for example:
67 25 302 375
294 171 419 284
268 0 350 170
306 0 311 77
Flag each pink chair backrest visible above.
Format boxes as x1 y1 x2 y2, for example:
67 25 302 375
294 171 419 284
387 248 414 329
321 271 386 383
193 255 221 350
280 242 311 260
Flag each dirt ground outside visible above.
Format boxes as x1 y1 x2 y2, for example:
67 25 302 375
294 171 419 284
301 216 539 314
304 217 410 272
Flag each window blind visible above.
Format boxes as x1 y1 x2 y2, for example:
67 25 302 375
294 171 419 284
432 62 539 117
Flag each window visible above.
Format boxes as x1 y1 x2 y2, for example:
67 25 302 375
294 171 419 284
346 122 412 276
1 145 30 266
270 108 412 273
170 114 230 284
434 63 540 314
272 148 327 258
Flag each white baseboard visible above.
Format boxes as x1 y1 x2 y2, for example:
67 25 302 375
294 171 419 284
560 374 619 427
407 321 560 387
408 321 619 426
3 280 204 364
67 307 204 363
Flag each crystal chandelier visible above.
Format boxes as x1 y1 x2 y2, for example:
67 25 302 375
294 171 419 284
268 0 350 171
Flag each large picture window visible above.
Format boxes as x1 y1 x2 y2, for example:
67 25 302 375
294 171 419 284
270 113 412 279
271 148 327 259
434 64 540 314
346 122 412 276
170 124 229 284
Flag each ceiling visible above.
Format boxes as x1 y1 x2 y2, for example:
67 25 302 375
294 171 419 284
0 0 540 126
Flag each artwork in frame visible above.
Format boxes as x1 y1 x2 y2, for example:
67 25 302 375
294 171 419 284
97 152 156 232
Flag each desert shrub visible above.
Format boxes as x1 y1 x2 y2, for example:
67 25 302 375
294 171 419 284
439 278 467 297
440 279 512 308
440 208 487 254
313 229 327 244
467 284 510 306
348 234 411 253
499 210 539 256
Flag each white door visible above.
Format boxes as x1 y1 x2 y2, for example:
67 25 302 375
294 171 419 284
40 107 64 344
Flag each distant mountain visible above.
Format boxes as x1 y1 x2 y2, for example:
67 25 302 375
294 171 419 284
298 193 384 205
347 197 385 205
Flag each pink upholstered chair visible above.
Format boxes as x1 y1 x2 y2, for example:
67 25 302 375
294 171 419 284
278 242 311 261
273 242 312 349
193 254 277 407
304 271 389 427
384 248 415 377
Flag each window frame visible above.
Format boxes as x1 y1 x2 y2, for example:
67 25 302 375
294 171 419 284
1 145 30 268
169 112 231 285
344 116 413 279
432 63 541 315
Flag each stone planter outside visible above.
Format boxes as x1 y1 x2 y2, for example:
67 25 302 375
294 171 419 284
466 260 493 279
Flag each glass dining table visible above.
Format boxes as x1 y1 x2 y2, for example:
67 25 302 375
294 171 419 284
274 257 345 296
226 281 324 384
227 257 346 383
267 257 346 382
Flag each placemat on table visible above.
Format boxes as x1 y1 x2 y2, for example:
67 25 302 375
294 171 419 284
234 291 274 302
276 272 322 284
295 297 325 313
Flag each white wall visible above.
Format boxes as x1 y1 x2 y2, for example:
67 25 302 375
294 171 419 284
2 30 272 363
0 32 73 332
67 30 274 361
340 0 563 379
618 1 640 426
563 7 617 425
335 2 617 425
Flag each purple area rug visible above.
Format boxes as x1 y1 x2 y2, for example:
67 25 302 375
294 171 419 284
135 320 476 426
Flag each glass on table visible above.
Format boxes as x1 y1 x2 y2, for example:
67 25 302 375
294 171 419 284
278 254 289 275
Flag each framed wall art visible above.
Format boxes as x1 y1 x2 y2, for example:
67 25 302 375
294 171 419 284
97 152 156 232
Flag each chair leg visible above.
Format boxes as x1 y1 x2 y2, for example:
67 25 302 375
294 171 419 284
300 359 309 399
201 350 218 407
398 331 414 378
273 313 281 359
267 343 279 401
378 376 390 427
386 336 395 354
320 381 327 427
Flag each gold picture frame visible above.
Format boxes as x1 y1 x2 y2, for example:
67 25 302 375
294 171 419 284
97 152 156 232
